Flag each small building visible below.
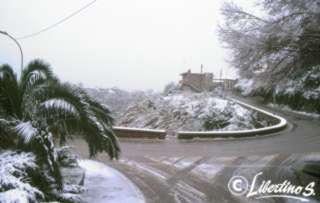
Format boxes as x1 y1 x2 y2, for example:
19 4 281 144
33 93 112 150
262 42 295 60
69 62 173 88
179 66 236 92
223 79 237 90
212 78 237 90
180 69 214 92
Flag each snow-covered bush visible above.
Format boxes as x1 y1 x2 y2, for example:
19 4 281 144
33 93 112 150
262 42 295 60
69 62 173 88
235 66 320 114
234 78 255 96
203 103 270 131
0 148 86 203
163 82 181 96
117 93 272 131
273 66 320 113
0 151 44 203
84 87 275 131
219 0 320 114
57 146 79 168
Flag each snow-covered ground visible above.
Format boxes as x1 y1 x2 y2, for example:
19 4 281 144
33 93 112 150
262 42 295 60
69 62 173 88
268 103 320 119
78 160 145 203
0 151 43 203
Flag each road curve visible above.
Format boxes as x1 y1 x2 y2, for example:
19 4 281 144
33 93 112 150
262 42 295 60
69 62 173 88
109 95 320 157
71 95 320 203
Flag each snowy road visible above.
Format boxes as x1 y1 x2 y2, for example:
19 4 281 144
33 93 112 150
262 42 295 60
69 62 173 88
75 154 320 203
71 95 320 203
110 95 320 157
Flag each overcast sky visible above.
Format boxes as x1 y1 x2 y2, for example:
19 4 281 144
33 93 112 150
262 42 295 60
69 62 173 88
0 0 256 91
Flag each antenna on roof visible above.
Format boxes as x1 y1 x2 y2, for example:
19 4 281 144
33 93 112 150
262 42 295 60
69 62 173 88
200 64 203 73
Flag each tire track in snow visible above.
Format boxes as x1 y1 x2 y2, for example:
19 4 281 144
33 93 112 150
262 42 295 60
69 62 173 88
144 156 237 202
121 158 208 203
110 159 176 203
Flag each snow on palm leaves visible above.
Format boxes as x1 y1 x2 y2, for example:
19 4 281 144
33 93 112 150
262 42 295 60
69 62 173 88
0 59 120 191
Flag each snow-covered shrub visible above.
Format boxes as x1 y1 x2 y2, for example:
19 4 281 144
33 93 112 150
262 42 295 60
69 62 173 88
57 146 79 168
0 189 32 203
118 93 272 131
0 148 85 203
0 151 44 203
235 66 320 114
163 82 181 96
203 112 230 130
273 66 320 113
203 102 273 131
85 87 275 131
234 78 254 96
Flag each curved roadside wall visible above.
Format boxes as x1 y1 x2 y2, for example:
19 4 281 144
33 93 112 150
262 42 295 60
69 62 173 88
177 98 287 139
113 126 166 139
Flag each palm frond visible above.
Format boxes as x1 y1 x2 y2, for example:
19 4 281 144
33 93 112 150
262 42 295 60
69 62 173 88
15 121 38 144
0 59 121 195
20 59 57 96
0 59 122 197
40 98 80 118
76 89 120 158
30 131 63 190
0 64 20 118
84 96 120 157
0 118 63 190
14 120 63 190
29 82 120 158
86 97 114 125
0 64 17 79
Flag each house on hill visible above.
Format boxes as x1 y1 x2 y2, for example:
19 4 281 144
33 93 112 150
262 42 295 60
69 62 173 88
179 67 236 92
179 69 214 92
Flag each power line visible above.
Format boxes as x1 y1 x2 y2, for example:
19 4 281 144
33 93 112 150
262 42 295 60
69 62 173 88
16 0 97 40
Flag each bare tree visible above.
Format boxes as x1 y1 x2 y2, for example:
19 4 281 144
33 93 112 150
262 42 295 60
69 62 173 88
219 0 320 86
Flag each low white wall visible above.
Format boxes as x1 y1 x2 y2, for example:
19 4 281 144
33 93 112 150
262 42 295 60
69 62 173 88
113 98 287 139
113 126 166 133
113 126 166 139
177 98 287 139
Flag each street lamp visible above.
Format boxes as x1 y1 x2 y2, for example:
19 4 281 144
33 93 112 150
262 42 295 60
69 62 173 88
0 30 23 72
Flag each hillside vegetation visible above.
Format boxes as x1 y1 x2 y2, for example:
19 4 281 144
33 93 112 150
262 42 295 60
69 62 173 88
219 0 320 113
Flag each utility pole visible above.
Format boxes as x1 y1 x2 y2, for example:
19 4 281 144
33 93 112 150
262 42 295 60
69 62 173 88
0 30 23 72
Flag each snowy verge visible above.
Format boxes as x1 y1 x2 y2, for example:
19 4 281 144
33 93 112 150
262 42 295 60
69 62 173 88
268 103 320 119
78 160 145 203
177 98 287 139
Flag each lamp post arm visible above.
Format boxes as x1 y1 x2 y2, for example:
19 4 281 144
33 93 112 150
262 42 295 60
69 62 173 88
0 31 24 72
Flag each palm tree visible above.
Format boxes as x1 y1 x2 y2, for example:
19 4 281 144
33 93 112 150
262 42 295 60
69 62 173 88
0 59 120 191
